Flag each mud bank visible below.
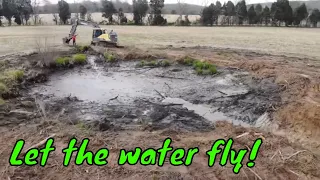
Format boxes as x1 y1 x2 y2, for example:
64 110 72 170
29 55 280 131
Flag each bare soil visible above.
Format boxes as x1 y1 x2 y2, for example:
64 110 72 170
0 45 320 180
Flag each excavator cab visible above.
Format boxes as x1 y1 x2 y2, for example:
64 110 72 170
92 28 105 39
91 28 118 47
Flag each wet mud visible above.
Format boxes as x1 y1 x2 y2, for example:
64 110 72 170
30 56 280 131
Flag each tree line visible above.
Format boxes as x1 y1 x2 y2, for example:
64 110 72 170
201 0 320 27
1 0 320 27
0 0 168 26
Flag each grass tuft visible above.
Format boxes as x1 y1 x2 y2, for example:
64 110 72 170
55 57 71 66
180 56 196 66
0 82 8 95
5 70 24 81
76 45 90 53
0 98 5 105
0 70 24 96
136 60 171 68
104 52 116 62
179 56 217 75
72 54 87 64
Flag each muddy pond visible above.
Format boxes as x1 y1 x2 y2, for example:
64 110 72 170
30 56 280 131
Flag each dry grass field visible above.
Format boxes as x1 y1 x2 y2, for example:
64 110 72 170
1 26 320 58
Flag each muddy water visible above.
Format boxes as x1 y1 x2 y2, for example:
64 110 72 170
31 56 279 131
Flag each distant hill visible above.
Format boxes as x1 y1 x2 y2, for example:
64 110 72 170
249 1 320 11
162 3 203 15
38 1 320 16
38 2 203 15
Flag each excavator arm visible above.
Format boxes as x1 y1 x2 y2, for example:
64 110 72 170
68 19 100 38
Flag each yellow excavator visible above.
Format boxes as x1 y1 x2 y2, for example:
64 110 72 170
63 18 121 47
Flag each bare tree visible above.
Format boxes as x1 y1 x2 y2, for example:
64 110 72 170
201 0 210 7
52 13 58 25
31 0 40 25
177 0 187 17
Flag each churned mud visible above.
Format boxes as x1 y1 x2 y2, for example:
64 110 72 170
29 55 280 132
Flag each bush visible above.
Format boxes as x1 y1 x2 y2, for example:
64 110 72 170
126 20 136 25
72 54 87 64
55 57 71 66
151 16 167 26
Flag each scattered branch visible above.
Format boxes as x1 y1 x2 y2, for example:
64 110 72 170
236 132 249 139
23 134 56 154
284 150 307 160
154 89 166 99
109 95 119 101
247 168 262 180
154 75 187 80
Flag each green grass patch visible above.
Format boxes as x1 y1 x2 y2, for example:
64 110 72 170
72 54 87 64
0 98 5 105
75 45 90 52
5 70 24 81
0 82 8 95
179 56 217 75
193 61 217 75
104 52 116 62
179 56 196 66
0 70 24 84
158 60 171 67
0 70 24 96
136 60 171 68
55 56 71 66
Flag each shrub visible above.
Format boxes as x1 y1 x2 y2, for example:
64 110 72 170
73 54 87 64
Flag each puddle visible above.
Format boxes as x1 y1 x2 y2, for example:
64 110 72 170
31 56 280 131
162 97 250 127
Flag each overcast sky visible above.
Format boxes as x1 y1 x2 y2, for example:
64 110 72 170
47 0 311 6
